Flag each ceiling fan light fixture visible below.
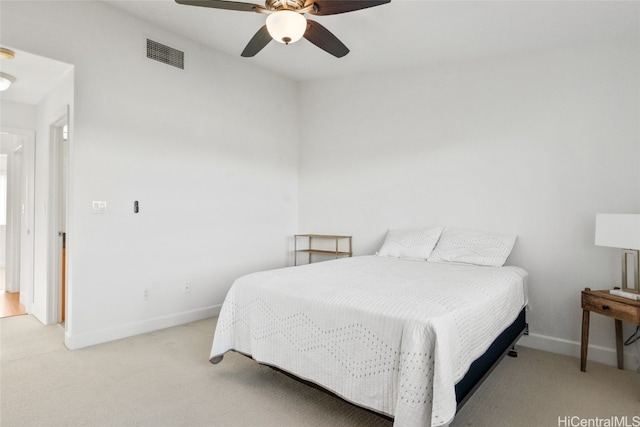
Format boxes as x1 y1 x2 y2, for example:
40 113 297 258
266 10 307 45
0 72 16 91
0 48 16 60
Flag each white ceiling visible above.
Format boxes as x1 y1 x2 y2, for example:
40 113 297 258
104 0 640 82
0 0 637 106
0 49 73 105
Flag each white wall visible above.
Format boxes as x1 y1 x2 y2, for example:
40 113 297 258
0 101 37 130
2 1 299 348
299 43 640 368
3 1 638 367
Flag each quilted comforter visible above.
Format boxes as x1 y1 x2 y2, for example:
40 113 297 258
210 255 528 427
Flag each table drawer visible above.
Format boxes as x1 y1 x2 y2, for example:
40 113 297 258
582 293 640 324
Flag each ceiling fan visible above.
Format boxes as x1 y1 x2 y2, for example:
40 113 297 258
175 0 391 58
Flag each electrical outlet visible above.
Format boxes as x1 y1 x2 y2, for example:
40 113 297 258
183 283 191 295
144 288 150 300
91 200 107 214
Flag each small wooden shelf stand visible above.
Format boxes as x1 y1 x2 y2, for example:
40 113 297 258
294 234 352 266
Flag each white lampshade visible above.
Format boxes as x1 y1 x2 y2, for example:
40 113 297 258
266 11 307 45
595 213 640 250
0 72 16 91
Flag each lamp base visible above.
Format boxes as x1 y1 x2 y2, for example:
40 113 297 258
621 249 640 294
610 289 640 300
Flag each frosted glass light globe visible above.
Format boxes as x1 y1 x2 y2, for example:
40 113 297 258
0 72 16 91
266 11 307 45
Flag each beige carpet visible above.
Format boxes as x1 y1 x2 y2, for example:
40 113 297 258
1 315 638 427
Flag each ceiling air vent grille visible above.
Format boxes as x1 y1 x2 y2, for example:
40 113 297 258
146 39 184 69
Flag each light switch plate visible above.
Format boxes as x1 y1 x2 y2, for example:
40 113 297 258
92 201 107 214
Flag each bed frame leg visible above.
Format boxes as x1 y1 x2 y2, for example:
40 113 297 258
507 322 527 357
210 355 224 364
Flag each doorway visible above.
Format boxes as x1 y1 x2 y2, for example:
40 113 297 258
1 47 74 329
0 128 35 317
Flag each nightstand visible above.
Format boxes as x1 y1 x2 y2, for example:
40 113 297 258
580 288 640 372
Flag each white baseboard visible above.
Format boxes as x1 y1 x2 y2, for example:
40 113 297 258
62 308 640 372
64 305 221 350
518 332 640 372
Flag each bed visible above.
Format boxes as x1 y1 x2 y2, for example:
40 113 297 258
209 228 528 427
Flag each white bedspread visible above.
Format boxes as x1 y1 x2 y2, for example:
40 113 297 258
210 256 528 427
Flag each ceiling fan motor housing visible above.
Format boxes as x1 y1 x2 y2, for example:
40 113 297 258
266 0 307 11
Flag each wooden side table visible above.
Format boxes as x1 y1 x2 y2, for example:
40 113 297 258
580 288 640 372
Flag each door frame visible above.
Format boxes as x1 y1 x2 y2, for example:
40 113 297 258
48 110 69 324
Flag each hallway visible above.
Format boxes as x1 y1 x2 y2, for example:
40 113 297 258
0 267 26 318
0 290 26 318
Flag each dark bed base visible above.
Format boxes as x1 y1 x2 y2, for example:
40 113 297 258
214 307 528 420
455 307 528 410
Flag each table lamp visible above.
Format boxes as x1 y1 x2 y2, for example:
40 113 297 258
595 213 640 297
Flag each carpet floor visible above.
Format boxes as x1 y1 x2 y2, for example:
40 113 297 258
1 315 638 426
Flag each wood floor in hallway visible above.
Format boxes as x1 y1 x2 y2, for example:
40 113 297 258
0 290 26 318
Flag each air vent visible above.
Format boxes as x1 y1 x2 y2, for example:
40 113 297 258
146 39 184 69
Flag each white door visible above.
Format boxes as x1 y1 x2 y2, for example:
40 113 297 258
8 146 23 293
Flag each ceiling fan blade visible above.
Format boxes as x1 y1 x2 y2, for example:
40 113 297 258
303 20 349 58
307 0 390 16
241 25 272 57
175 0 266 13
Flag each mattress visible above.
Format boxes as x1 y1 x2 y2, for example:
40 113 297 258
210 255 528 427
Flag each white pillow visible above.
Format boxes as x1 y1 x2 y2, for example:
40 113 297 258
427 228 516 267
377 227 444 260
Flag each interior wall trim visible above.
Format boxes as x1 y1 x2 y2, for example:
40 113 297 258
64 304 221 350
519 332 638 372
